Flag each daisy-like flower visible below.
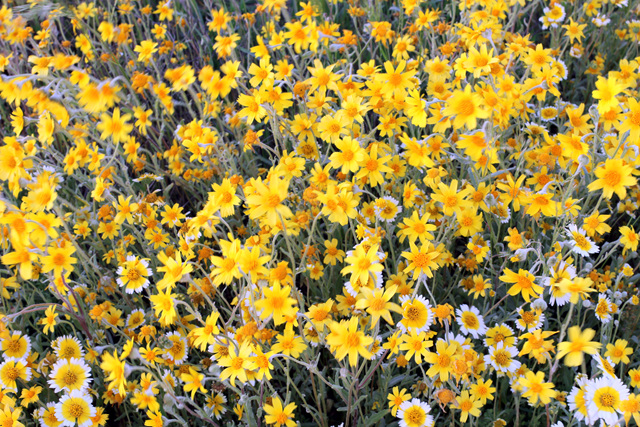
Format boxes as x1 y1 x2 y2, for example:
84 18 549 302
396 398 434 427
455 305 488 338
126 308 146 329
584 376 630 425
500 268 543 302
374 196 402 223
515 308 545 332
595 355 617 378
163 331 189 365
587 158 637 200
1 331 31 362
556 326 602 367
0 359 31 390
116 255 152 294
217 341 252 387
388 387 411 416
485 342 521 375
605 339 633 364
568 379 590 422
55 390 96 427
48 358 92 392
484 324 518 348
263 397 296 427
39 402 61 427
326 317 373 367
566 225 599 257
369 336 386 360
341 244 384 289
398 295 433 333
594 293 613 323
206 391 227 419
54 335 85 360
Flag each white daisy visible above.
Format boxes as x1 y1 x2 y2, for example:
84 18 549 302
566 224 599 257
484 342 520 376
398 295 433 333
397 398 434 427
456 304 488 338
584 376 629 425
594 293 613 324
55 390 96 427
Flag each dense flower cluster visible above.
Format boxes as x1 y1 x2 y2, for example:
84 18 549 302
1 0 640 426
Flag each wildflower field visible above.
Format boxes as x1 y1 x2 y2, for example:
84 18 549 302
4 0 640 425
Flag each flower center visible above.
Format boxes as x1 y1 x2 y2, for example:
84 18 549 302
5 367 18 380
437 354 451 367
69 402 85 418
64 370 78 385
603 170 621 187
405 306 421 321
494 351 509 366
405 407 425 424
346 332 360 348
462 313 478 329
266 194 281 208
127 269 140 281
599 392 616 408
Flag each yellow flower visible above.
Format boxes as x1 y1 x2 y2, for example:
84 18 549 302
556 326 602 366
41 243 77 277
605 339 633 364
326 317 373 366
255 283 298 326
329 136 366 174
355 286 401 326
55 390 96 427
399 331 433 363
453 390 482 423
189 312 220 351
181 367 205 399
237 91 267 124
443 85 489 130
245 175 293 227
100 351 127 396
341 243 384 287
425 340 457 381
39 305 58 334
519 371 555 405
619 98 640 141
149 289 177 327
271 329 307 358
470 379 495 405
134 40 157 63
587 158 637 199
619 226 639 253
388 386 410 416
401 242 440 279
217 341 252 387
264 397 296 427
97 107 133 144
592 76 626 114
500 268 543 302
